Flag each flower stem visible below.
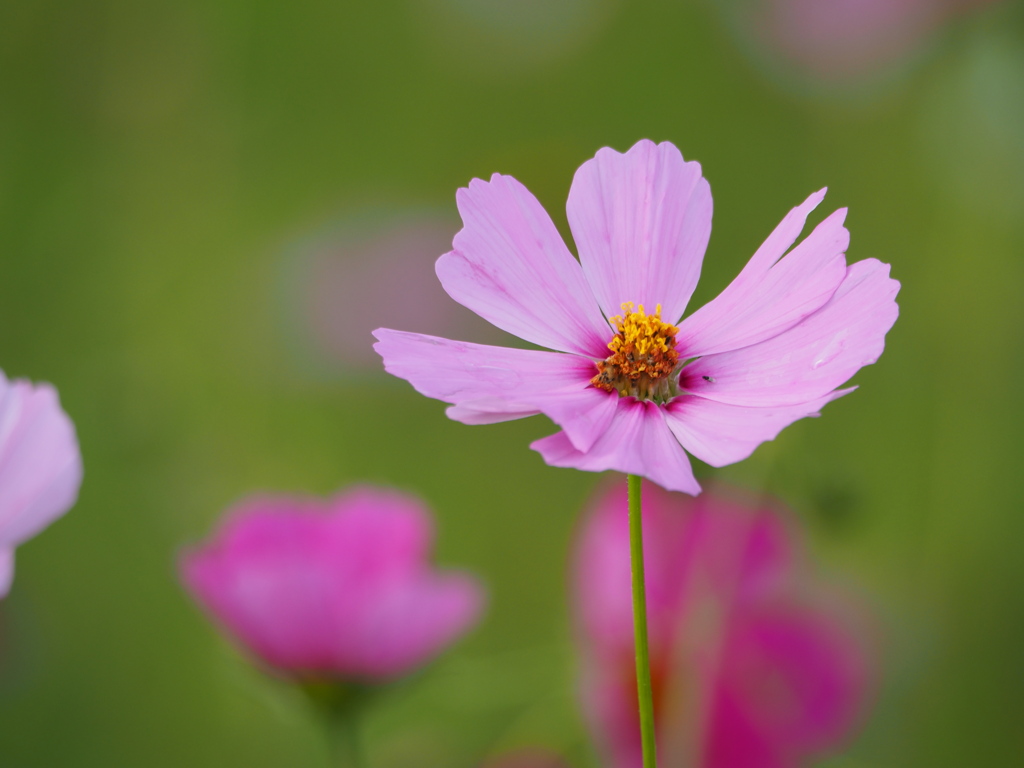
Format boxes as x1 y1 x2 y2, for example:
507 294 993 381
299 680 368 768
327 711 363 768
628 474 658 768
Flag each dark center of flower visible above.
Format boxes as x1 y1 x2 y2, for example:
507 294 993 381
591 302 681 403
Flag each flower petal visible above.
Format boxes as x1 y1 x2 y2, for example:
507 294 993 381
710 605 869 765
665 391 850 468
574 479 705 658
0 377 82 548
446 388 619 455
531 400 701 494
344 571 484 678
373 329 617 452
180 488 485 680
444 402 540 425
567 140 712 323
435 174 611 356
676 190 849 357
682 259 900 406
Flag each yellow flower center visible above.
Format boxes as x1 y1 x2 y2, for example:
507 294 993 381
591 303 680 402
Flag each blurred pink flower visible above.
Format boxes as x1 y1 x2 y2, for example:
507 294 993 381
180 486 484 681
299 214 499 372
574 480 872 768
375 140 899 493
736 0 1003 84
0 372 83 598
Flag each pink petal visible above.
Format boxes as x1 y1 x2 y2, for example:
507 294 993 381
578 654 647 768
181 537 324 670
676 191 849 357
179 487 484 681
734 509 798 603
661 495 799 614
573 483 874 768
574 483 798 664
444 402 541 425
752 0 948 83
373 329 617 452
299 214 502 371
0 548 13 598
705 689 788 768
207 488 436 579
531 400 701 494
0 376 82 548
435 174 611 356
320 487 437 576
710 606 869 766
447 387 619 454
574 480 699 657
567 140 712 323
342 572 484 677
681 259 900 406
664 391 850 468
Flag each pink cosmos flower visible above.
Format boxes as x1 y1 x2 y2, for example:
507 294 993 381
0 372 83 598
574 480 872 768
179 486 484 681
374 140 899 493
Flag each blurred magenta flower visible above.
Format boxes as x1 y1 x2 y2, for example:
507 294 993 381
0 372 83 598
375 140 899 493
180 486 484 681
729 0 1003 85
574 480 871 768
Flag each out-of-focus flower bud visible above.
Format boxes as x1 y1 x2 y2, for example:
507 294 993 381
180 486 484 682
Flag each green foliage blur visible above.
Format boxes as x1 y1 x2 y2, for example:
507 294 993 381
1 0 1023 765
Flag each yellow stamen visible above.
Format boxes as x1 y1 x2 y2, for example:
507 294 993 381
592 302 680 402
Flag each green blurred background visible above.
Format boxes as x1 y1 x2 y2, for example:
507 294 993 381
1 0 1023 765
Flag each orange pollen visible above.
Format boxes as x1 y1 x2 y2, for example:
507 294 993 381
591 302 680 401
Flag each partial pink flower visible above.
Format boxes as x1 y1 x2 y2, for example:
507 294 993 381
731 0 1003 85
179 486 484 681
574 480 872 768
374 140 899 493
0 372 83 598
296 213 500 373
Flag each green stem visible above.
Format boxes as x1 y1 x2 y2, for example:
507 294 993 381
299 680 367 768
327 711 362 768
628 474 658 768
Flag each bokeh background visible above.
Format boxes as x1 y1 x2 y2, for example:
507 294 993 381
1 0 1023 765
